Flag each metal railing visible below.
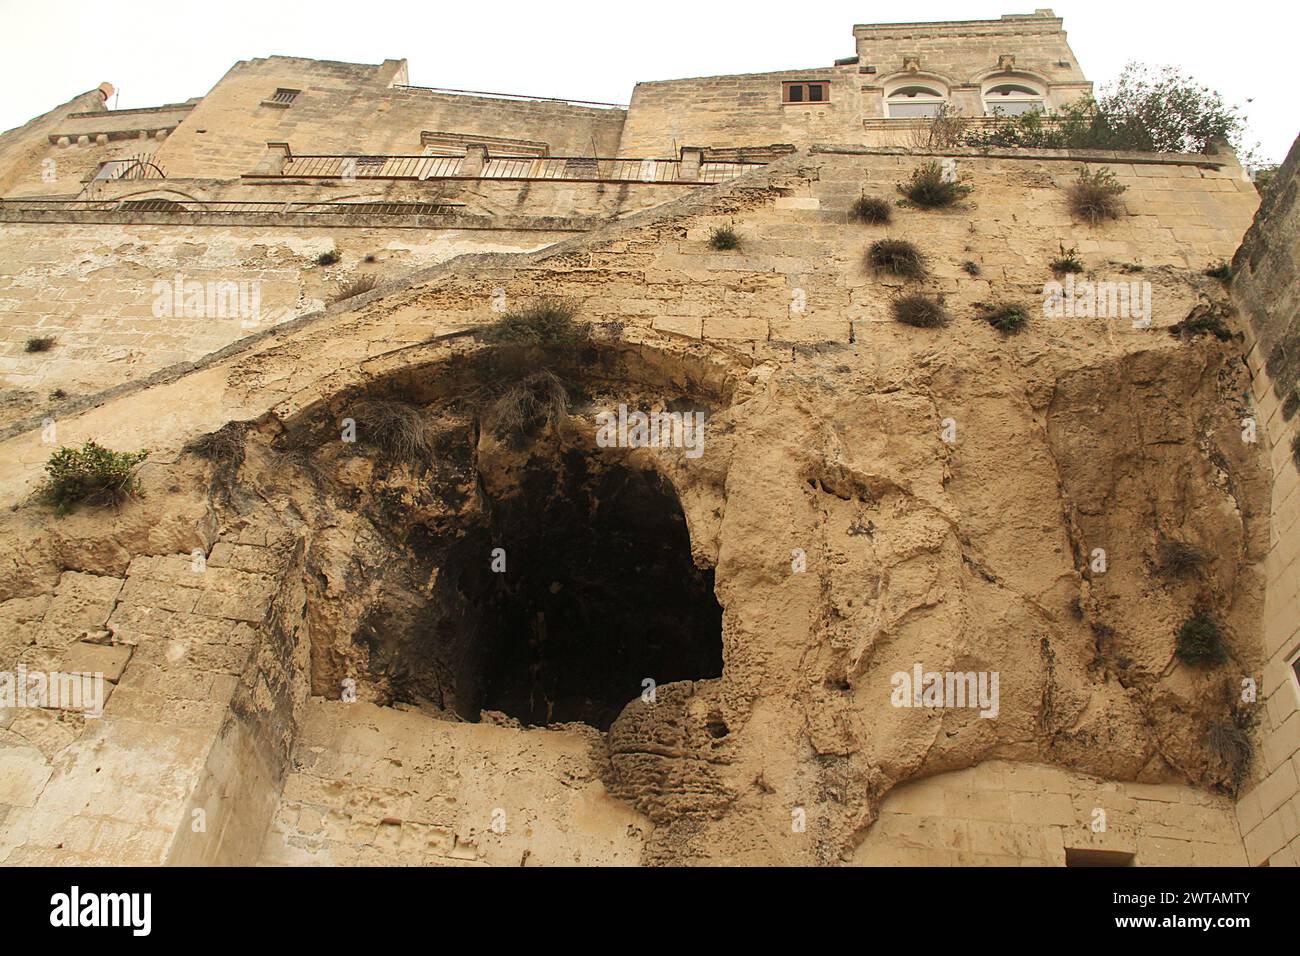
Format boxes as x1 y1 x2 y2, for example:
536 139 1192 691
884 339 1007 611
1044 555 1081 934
393 84 626 109
92 155 167 182
280 154 465 179
0 198 464 216
259 154 765 184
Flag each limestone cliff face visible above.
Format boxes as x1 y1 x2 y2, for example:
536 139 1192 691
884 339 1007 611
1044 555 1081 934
0 149 1273 866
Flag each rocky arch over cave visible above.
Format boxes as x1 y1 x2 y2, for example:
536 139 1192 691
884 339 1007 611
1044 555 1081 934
265 336 745 732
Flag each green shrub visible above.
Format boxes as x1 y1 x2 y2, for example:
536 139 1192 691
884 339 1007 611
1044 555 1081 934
38 441 148 516
868 239 926 278
1175 611 1228 666
1049 243 1084 275
961 64 1255 159
974 302 1029 334
316 248 340 266
961 260 982 277
1292 432 1300 469
1068 166 1127 224
482 297 589 346
891 294 949 329
707 225 742 250
25 336 56 353
849 195 892 225
898 161 972 208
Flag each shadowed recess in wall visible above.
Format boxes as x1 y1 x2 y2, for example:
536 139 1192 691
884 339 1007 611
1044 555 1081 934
271 342 733 734
469 454 722 728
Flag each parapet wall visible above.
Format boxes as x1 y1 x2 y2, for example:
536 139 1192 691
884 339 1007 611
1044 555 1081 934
152 57 628 181
1230 133 1300 867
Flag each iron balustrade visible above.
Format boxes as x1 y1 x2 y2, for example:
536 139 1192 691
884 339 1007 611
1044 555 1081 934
256 154 764 184
0 198 464 216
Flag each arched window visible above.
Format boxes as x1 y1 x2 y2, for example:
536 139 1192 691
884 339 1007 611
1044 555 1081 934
886 85 947 118
983 82 1045 116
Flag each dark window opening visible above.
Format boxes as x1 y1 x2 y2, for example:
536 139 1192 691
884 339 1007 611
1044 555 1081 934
1064 848 1135 867
383 447 724 731
474 455 723 729
783 81 829 104
263 88 300 108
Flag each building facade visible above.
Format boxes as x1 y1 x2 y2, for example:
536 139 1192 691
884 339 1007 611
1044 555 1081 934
0 12 1296 869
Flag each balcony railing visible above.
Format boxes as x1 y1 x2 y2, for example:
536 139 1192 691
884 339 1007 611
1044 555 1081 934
260 153 764 184
279 154 466 179
393 84 627 110
0 198 465 216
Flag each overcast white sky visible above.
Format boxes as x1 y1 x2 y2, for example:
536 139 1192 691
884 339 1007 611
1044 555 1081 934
0 0 1294 163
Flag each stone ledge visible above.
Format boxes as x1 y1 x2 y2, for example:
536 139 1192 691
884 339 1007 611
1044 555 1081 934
813 142 1233 168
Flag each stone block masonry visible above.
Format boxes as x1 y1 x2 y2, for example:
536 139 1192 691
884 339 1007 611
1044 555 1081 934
0 140 1281 866
1230 132 1300 868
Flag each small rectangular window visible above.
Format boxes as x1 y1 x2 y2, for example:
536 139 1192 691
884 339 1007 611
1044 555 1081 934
262 88 300 108
783 82 828 105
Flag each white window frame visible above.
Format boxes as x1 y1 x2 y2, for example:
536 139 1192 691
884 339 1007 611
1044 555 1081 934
982 82 1045 117
886 85 948 119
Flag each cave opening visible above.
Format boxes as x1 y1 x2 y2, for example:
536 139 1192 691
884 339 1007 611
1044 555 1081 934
460 450 724 730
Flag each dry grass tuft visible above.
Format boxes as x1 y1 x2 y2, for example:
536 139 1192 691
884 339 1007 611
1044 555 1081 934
891 294 949 329
868 238 926 278
333 274 379 303
352 399 435 463
491 370 569 445
1068 166 1127 224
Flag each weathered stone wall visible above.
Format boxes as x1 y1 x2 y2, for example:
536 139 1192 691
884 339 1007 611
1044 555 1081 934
852 11 1090 110
0 146 1279 866
260 700 645 866
0 221 566 421
619 66 862 158
0 171 706 424
1229 133 1300 867
0 87 114 198
152 57 627 182
617 12 1091 157
853 761 1245 865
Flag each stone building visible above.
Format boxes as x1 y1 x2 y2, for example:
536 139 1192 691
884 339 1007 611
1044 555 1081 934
0 11 1296 868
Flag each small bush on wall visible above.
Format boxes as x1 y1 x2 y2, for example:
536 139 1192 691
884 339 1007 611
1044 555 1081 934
1175 610 1228 667
868 239 926 278
891 294 949 328
38 441 148 516
707 225 742 250
1068 166 1127 224
898 161 972 209
850 195 893 225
